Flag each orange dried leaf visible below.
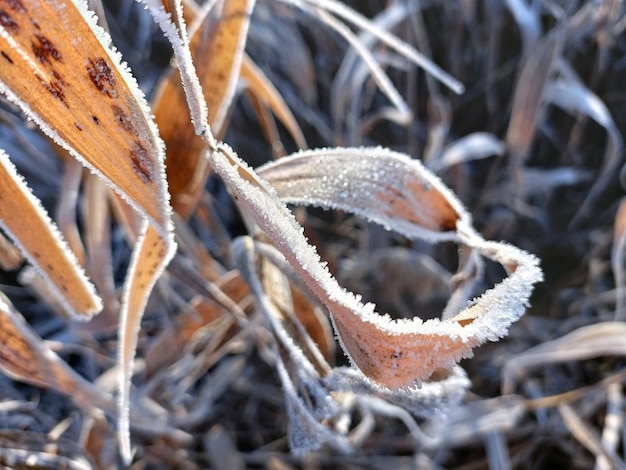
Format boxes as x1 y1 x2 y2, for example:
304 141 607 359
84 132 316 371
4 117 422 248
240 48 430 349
0 292 115 412
0 0 169 231
218 146 544 388
0 150 101 317
240 55 307 150
153 0 255 218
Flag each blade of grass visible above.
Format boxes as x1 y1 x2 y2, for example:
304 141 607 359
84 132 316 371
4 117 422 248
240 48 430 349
0 149 101 317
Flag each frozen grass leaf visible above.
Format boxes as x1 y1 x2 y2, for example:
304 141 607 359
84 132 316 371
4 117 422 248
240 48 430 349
0 149 101 317
153 0 256 218
118 223 174 461
212 146 541 388
0 0 170 231
257 147 467 241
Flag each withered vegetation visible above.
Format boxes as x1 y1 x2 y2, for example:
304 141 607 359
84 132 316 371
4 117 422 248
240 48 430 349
0 0 624 469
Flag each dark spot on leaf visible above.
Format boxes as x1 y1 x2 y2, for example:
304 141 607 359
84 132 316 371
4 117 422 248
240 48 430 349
86 57 117 98
111 105 135 133
92 115 100 125
74 122 83 131
35 73 67 107
31 34 62 65
391 351 403 360
129 141 153 183
0 8 19 33
44 81 67 106
0 50 12 64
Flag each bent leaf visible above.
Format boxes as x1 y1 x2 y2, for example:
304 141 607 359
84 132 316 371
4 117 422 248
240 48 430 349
253 147 542 387
0 150 101 317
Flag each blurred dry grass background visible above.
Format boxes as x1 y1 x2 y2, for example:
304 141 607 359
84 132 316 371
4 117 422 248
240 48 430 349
1 0 626 468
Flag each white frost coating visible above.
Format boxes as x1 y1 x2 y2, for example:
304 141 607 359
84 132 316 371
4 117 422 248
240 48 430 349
139 0 209 136
257 146 471 242
116 223 177 464
0 150 102 319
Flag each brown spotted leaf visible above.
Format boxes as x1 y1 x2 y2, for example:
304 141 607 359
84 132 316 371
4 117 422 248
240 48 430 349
0 149 101 317
153 0 255 218
0 0 169 231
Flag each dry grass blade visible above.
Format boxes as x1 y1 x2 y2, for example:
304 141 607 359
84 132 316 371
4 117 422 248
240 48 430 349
0 230 23 271
0 150 100 317
505 34 559 166
0 292 115 414
596 383 624 470
240 55 307 150
544 80 624 226
56 159 87 268
612 198 626 320
430 132 505 173
502 322 626 395
559 403 626 470
153 0 255 218
293 0 465 94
